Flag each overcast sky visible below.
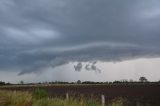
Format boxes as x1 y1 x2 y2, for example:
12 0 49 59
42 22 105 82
0 0 160 83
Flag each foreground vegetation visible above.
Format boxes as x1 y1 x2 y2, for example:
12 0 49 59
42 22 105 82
0 89 102 106
0 89 137 106
1 83 160 106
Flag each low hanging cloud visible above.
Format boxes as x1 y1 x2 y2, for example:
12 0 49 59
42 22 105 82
74 62 101 73
85 62 101 73
74 63 82 72
0 0 160 75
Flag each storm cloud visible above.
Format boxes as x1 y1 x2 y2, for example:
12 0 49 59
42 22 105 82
1 0 160 74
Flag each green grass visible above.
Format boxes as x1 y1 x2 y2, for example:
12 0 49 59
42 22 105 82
0 90 32 106
33 88 48 99
0 90 101 106
0 89 144 106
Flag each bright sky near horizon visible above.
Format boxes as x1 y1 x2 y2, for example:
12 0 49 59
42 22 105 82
0 58 160 83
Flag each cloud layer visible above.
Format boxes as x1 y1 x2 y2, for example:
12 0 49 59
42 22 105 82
1 0 160 74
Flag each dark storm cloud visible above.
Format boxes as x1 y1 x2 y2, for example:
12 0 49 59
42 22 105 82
1 0 160 74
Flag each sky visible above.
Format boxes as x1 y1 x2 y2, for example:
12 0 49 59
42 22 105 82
0 0 160 83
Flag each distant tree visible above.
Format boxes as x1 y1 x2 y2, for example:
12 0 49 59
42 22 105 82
113 81 121 84
77 80 81 84
121 79 128 83
6 82 11 85
139 77 148 82
0 81 5 86
20 80 24 85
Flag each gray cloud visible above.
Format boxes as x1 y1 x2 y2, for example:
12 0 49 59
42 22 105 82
1 0 160 74
85 62 101 73
74 62 82 72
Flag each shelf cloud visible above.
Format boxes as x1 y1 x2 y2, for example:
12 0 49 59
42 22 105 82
0 0 160 75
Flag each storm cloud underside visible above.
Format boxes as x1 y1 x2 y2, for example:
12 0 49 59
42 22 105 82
0 0 160 74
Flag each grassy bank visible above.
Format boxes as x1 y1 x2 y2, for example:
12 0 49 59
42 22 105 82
0 90 101 106
0 89 151 106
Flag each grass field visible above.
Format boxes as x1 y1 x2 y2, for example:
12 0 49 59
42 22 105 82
0 83 160 106
0 89 134 106
0 90 102 106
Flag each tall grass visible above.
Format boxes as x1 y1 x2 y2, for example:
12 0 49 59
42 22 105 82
0 90 32 106
0 90 147 106
0 90 101 106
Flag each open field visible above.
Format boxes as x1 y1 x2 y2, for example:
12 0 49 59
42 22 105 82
0 83 160 106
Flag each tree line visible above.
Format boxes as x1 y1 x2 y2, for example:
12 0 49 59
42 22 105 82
0 81 11 86
0 77 160 86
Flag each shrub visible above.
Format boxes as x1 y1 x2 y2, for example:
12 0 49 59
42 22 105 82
33 88 48 99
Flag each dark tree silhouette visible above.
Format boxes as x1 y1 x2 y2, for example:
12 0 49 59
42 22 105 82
77 80 81 84
139 77 148 82
0 81 5 86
